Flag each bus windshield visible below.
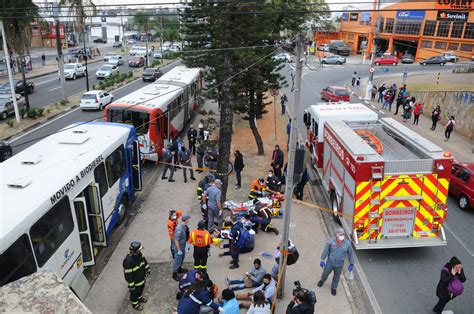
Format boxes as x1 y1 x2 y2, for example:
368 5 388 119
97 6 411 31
108 109 150 134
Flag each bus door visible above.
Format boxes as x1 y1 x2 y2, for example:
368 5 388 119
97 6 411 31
183 89 189 122
131 140 142 191
73 197 96 267
84 184 108 247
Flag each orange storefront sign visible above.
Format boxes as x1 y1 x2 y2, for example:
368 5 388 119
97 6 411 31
435 0 472 9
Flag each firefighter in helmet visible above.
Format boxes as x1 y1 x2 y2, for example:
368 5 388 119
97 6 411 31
188 220 212 271
248 178 267 200
123 241 150 311
197 173 215 227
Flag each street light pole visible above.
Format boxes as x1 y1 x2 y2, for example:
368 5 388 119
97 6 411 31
160 16 164 65
365 0 381 100
54 3 67 102
0 20 20 123
278 33 304 298
83 25 89 91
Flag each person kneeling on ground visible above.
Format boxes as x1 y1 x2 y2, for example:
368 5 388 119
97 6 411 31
236 274 276 309
226 258 266 291
219 220 255 257
250 200 279 235
177 280 223 314
286 291 314 314
177 269 207 299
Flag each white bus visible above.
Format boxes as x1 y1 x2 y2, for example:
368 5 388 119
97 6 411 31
0 122 142 299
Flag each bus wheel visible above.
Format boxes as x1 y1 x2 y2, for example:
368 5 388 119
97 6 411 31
331 191 342 225
117 197 128 225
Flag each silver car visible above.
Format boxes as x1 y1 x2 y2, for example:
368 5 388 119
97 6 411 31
95 64 119 79
0 94 25 120
321 55 346 65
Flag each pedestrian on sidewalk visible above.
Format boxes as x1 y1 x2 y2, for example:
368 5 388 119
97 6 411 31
179 145 196 182
168 210 183 259
431 105 441 130
172 214 191 281
403 96 414 122
280 93 288 115
371 85 377 101
196 142 205 173
395 85 407 115
188 220 212 271
41 53 46 66
294 168 309 200
287 119 291 149
205 179 224 232
271 145 284 180
123 241 150 311
444 116 455 141
377 84 386 103
187 125 198 155
382 89 393 110
161 145 175 182
413 102 423 125
351 71 357 87
432 256 466 314
233 150 244 189
355 77 361 91
171 136 181 169
318 227 354 296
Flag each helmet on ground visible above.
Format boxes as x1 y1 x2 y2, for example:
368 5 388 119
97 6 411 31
198 220 206 229
130 241 143 253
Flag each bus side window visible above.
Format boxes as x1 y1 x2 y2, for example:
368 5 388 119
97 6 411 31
312 119 318 137
105 146 126 187
29 197 74 267
94 162 108 197
0 234 37 286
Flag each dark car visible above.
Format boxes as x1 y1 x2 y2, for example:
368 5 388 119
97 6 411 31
128 56 145 67
93 38 107 44
450 163 474 210
142 68 163 82
320 86 350 102
420 56 447 66
329 40 351 56
401 54 414 64
112 42 123 48
0 79 35 95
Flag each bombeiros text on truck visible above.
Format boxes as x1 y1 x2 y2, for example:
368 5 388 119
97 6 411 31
303 103 453 249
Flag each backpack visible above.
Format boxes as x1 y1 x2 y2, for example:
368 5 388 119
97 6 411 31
443 267 464 296
235 227 250 249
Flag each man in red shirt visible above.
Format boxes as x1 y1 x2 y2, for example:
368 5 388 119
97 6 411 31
271 145 284 180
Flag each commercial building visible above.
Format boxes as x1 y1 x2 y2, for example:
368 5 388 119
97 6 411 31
339 1 474 61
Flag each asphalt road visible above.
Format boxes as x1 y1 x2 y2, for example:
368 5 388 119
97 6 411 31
281 61 473 314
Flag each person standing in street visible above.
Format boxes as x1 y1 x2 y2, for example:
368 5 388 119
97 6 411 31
294 168 310 200
161 145 175 182
41 53 46 66
205 179 224 232
196 142 205 173
123 241 150 311
318 227 354 296
167 209 183 259
187 125 198 155
271 145 284 180
171 136 181 169
444 116 455 141
233 150 244 189
188 220 212 271
413 102 423 125
351 71 357 87
431 105 441 130
432 256 466 314
179 145 196 183
377 84 386 103
355 77 361 91
280 93 288 115
173 214 191 281
286 119 291 149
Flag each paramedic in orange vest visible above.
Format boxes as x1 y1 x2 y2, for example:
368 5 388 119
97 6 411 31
168 209 183 259
248 178 267 200
188 220 212 271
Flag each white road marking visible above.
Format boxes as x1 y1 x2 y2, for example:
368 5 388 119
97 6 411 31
48 86 61 92
371 105 376 109
36 78 59 86
378 110 385 115
444 223 474 257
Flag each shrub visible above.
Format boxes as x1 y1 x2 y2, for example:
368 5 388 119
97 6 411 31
37 108 44 117
6 119 15 128
207 109 215 115
127 71 133 78
197 109 207 115
98 81 105 90
45 108 51 114
19 107 27 117
27 108 38 119
152 60 161 67
59 99 67 106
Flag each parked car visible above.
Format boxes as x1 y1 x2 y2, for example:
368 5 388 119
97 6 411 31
153 51 163 59
374 54 399 66
142 68 163 82
103 53 115 62
107 55 124 66
95 64 119 79
440 52 458 63
318 44 330 52
80 90 114 110
129 46 149 56
329 40 351 56
112 42 123 48
60 63 86 80
128 56 145 67
401 54 414 64
0 94 25 120
420 56 447 66
320 86 350 102
67 47 81 57
450 163 474 210
93 38 107 44
273 53 292 63
321 55 346 65
0 79 35 95
127 38 137 45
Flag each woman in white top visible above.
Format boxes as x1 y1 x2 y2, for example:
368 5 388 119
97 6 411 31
247 290 271 314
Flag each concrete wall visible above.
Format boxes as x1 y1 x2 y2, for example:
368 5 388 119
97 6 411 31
411 91 474 139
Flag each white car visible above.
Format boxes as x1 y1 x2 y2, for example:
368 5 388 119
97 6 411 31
153 51 163 59
95 64 119 79
129 46 149 56
103 53 116 62
59 63 86 80
80 90 113 110
273 53 293 63
107 55 124 66
440 52 459 63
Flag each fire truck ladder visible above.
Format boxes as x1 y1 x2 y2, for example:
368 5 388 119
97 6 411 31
369 166 384 243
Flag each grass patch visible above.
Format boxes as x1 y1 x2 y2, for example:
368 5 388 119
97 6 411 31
410 83 474 92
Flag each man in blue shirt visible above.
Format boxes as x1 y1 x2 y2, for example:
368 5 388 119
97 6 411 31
178 146 196 183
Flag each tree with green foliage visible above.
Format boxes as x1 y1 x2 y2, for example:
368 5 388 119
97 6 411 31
59 0 96 43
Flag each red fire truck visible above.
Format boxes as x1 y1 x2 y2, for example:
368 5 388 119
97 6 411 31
304 103 453 249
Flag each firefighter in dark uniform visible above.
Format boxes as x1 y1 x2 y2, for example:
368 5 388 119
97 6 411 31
188 220 212 271
197 174 214 227
123 241 150 311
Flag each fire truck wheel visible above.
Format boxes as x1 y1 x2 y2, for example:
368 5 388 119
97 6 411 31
117 196 129 225
330 191 342 225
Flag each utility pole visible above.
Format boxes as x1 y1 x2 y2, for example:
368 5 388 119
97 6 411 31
119 6 125 50
365 0 381 100
0 20 20 123
145 26 149 67
160 16 164 65
278 33 303 298
54 3 67 102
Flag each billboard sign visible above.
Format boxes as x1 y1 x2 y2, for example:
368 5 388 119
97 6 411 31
437 11 469 21
396 10 426 20
435 0 472 10
341 12 349 21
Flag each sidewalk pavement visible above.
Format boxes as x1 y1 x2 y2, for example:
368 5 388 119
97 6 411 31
352 79 473 163
84 98 354 313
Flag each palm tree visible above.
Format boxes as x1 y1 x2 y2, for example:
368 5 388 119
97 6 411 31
59 0 96 43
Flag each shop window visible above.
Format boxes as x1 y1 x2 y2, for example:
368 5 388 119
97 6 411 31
436 21 451 37
395 21 422 35
421 40 432 48
423 21 436 36
434 41 447 50
450 22 464 38
384 18 394 33
448 43 459 51
460 43 473 52
464 23 474 39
